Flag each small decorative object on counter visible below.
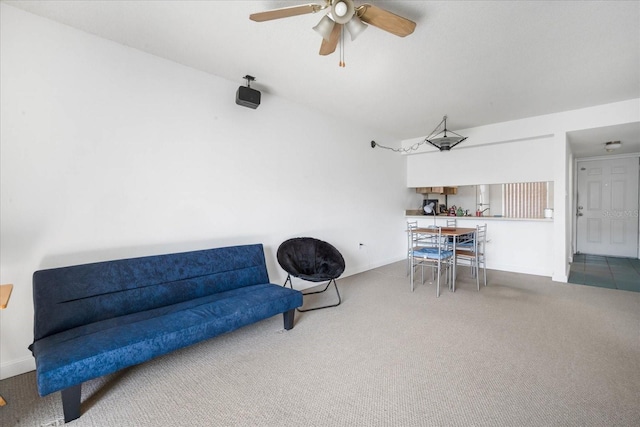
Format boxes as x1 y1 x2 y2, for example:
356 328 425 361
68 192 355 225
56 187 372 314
449 205 457 216
456 207 464 217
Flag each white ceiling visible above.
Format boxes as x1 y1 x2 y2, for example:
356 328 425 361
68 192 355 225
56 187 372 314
4 0 640 157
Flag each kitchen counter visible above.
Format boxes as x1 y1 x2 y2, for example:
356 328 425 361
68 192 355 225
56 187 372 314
406 213 554 277
406 214 552 222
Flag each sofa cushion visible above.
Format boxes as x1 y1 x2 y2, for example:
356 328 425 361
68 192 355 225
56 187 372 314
32 283 301 396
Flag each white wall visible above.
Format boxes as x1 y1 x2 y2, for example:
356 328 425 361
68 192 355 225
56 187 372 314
405 99 640 283
0 5 412 379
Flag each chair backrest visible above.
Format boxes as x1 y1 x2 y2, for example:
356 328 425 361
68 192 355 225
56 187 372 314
408 220 441 248
407 220 419 246
476 224 488 254
446 218 457 227
412 227 453 259
277 237 345 281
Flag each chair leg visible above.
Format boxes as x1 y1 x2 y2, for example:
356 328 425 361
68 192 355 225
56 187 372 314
436 262 441 298
475 255 480 291
283 274 293 289
482 257 487 286
410 253 417 292
406 255 410 276
297 279 341 312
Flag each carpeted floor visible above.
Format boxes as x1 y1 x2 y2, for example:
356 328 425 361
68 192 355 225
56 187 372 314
1 261 639 426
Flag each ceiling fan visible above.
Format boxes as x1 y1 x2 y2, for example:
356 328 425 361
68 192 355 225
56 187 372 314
249 1 416 65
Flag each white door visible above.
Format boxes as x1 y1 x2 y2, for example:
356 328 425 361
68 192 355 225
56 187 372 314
576 157 639 257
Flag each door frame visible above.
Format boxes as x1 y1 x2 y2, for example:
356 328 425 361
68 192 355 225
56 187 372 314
572 153 640 259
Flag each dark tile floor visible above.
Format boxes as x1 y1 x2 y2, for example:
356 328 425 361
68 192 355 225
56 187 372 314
569 254 640 292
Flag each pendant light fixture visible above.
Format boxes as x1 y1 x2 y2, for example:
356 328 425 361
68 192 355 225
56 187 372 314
425 115 467 151
370 115 468 153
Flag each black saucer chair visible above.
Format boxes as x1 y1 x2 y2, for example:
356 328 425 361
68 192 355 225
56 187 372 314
277 237 345 312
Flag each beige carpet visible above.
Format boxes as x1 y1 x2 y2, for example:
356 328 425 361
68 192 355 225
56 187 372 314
1 261 639 426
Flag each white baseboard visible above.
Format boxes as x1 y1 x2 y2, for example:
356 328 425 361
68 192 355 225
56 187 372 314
287 255 405 291
488 262 552 278
1 356 35 380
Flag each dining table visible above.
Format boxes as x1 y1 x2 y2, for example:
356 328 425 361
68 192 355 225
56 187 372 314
409 226 477 293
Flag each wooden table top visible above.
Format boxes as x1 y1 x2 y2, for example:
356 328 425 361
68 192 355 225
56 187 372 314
412 227 476 236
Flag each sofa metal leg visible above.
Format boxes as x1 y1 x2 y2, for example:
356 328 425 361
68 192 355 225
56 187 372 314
61 384 82 422
282 308 296 331
283 309 295 330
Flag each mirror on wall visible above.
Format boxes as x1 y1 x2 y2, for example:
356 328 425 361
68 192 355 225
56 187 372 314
413 182 554 219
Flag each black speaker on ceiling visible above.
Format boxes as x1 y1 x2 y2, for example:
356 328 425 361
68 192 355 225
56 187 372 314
236 86 261 109
236 75 260 109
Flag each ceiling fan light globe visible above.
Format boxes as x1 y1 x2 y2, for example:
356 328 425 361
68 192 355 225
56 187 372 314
331 0 355 24
345 16 368 40
313 15 336 41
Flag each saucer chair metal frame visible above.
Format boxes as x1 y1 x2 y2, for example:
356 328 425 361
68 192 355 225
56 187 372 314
277 237 345 312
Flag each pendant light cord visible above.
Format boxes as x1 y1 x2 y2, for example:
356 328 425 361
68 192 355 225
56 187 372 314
372 117 448 153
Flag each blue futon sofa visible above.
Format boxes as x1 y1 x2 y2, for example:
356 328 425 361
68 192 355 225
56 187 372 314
30 244 303 422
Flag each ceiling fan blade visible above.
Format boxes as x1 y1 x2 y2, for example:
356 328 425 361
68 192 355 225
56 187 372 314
250 3 325 22
319 23 342 56
356 4 416 37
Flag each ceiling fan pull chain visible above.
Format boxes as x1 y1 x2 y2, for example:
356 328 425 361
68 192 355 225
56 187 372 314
339 25 345 67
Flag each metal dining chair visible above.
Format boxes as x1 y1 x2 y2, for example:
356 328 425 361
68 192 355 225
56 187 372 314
455 224 488 290
406 220 435 275
410 227 454 297
446 218 475 250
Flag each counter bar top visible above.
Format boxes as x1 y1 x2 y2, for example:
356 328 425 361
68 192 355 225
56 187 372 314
406 214 552 222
